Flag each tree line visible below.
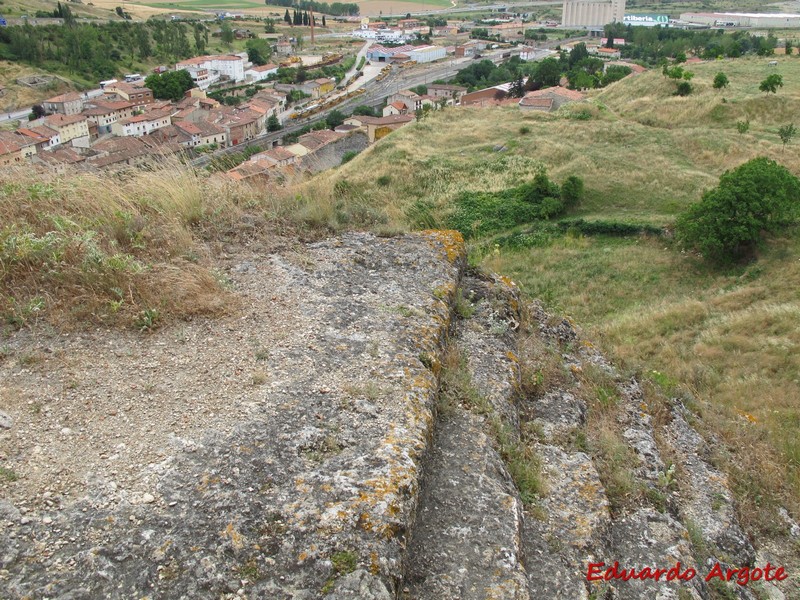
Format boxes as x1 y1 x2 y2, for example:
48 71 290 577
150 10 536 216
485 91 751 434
0 19 209 80
282 9 325 27
603 24 777 64
451 48 630 95
266 0 358 17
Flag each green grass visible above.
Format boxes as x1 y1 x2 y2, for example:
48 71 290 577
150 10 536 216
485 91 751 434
0 467 19 482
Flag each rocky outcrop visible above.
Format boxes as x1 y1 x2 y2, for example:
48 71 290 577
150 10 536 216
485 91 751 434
1 231 797 600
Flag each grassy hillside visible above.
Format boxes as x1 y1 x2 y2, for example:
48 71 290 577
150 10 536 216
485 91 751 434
304 56 800 536
0 60 78 113
306 58 800 227
2 54 799 557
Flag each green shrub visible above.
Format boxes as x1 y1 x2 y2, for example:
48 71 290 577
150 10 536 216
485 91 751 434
341 150 359 165
448 170 571 238
560 175 584 208
676 157 800 263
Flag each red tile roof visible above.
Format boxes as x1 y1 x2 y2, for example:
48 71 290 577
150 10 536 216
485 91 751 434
44 91 83 104
177 54 245 66
45 114 88 127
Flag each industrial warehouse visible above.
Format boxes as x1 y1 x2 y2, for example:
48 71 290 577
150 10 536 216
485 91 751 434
679 12 800 28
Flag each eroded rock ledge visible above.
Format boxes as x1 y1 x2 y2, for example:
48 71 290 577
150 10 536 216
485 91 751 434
1 231 797 600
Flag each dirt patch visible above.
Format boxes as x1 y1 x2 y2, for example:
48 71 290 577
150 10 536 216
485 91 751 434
0 249 297 510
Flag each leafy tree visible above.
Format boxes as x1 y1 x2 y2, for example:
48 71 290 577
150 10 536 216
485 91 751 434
414 104 432 121
786 40 793 55
535 57 561 87
600 65 631 87
509 75 525 98
284 9 291 24
662 65 693 80
605 35 614 49
568 43 589 68
220 20 234 46
713 72 729 90
675 157 800 262
194 23 206 54
778 123 796 150
760 73 783 93
29 104 46 120
264 18 276 34
144 69 194 101
352 105 376 116
246 38 272 65
267 114 282 132
325 109 345 129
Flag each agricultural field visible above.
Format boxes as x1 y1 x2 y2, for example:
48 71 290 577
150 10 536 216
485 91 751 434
107 0 450 18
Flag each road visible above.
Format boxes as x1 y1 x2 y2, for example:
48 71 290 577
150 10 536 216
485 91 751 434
0 88 104 123
338 40 372 89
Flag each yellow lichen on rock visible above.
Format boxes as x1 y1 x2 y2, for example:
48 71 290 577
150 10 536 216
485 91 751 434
420 230 466 264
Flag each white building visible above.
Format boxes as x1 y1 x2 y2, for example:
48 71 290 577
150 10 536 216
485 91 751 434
679 12 800 28
112 112 172 137
175 54 246 88
245 63 279 83
352 28 411 43
406 45 447 63
562 0 626 27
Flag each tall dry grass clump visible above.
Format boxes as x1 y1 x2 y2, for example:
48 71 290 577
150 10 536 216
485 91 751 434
0 159 265 329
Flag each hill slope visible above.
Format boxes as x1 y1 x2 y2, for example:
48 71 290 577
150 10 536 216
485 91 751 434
307 55 800 573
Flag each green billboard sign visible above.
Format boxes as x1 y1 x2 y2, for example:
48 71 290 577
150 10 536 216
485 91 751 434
623 14 669 27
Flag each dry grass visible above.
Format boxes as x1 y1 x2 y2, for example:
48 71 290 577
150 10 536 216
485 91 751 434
0 158 306 330
0 61 77 114
489 233 800 534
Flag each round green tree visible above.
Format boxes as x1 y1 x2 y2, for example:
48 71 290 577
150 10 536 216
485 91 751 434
676 157 800 262
713 72 729 90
